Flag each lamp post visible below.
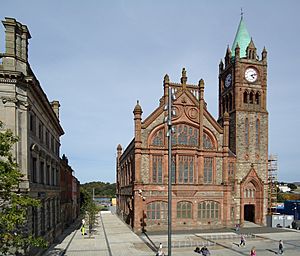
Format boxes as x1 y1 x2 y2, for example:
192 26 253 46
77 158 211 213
166 86 174 256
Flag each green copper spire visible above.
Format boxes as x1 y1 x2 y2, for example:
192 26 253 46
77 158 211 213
231 16 251 57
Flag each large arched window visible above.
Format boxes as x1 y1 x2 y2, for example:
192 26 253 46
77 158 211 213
147 201 168 221
152 129 164 146
198 201 220 220
177 201 192 219
178 156 194 184
203 133 214 150
172 124 198 146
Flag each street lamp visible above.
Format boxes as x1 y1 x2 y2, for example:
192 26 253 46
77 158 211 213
166 86 175 256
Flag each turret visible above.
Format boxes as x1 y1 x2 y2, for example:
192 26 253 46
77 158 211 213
246 38 257 60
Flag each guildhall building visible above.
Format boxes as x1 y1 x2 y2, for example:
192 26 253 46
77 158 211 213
116 17 268 233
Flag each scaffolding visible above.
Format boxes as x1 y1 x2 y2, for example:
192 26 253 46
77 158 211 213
268 154 278 214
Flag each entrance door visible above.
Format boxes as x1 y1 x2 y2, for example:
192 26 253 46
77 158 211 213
244 204 255 222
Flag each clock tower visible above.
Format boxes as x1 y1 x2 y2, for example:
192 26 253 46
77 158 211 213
218 15 268 225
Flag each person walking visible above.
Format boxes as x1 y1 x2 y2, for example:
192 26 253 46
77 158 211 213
278 240 284 255
81 218 86 236
250 246 256 256
156 243 165 256
239 234 246 247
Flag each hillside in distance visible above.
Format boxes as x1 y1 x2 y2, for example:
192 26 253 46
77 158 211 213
81 181 116 198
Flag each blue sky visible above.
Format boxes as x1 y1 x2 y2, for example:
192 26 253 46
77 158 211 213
1 0 299 183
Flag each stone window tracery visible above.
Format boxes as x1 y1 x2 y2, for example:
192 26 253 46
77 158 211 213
203 133 214 149
172 124 198 146
178 156 194 184
152 155 163 184
177 201 192 219
147 201 168 221
204 157 213 184
152 129 164 146
198 201 220 220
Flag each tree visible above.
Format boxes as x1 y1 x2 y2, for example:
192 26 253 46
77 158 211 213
287 183 298 191
0 122 46 255
85 200 99 237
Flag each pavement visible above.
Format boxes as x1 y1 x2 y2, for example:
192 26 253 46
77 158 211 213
45 211 300 256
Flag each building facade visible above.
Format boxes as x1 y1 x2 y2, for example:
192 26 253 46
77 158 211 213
116 17 269 233
60 154 80 229
0 17 80 253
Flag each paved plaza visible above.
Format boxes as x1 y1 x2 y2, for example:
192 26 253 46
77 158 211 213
45 211 300 256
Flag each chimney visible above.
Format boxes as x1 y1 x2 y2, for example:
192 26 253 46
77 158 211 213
2 17 31 59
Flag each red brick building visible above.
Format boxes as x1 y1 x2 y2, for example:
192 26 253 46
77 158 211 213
60 154 80 228
116 17 268 233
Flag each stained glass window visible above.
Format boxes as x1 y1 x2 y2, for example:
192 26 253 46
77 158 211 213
198 201 220 220
203 133 214 149
172 124 198 146
152 130 164 146
152 156 163 183
178 156 194 184
147 201 168 221
204 158 213 184
177 201 192 219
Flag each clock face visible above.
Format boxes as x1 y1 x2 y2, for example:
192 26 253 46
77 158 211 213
245 68 258 83
225 74 232 87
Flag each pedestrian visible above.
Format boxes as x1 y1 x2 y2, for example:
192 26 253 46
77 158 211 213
235 223 240 232
200 246 211 255
239 234 246 247
156 243 165 256
250 246 256 256
81 218 86 236
278 240 284 255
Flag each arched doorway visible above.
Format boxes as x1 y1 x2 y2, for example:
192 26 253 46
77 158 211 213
244 204 255 222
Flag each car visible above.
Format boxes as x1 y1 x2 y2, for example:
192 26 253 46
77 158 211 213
292 220 300 230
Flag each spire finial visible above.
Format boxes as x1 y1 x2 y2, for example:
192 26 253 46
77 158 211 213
241 8 244 19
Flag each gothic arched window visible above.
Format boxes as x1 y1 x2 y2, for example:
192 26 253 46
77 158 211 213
172 124 198 146
243 91 248 103
203 133 214 150
152 129 164 146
